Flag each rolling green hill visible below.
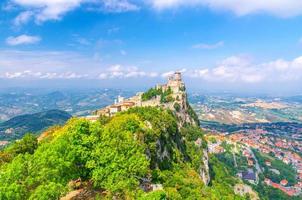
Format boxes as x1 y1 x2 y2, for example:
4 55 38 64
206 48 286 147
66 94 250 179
0 109 72 141
0 106 245 200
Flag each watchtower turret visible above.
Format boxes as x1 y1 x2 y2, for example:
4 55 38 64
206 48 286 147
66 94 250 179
174 71 182 81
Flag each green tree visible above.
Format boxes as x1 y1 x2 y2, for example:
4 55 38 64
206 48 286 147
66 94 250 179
10 133 38 155
87 114 149 196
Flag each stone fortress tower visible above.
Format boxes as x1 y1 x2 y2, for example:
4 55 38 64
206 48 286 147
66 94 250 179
93 71 196 126
168 71 185 90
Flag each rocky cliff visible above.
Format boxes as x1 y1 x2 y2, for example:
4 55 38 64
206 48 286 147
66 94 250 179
140 72 210 185
94 71 210 186
142 72 211 185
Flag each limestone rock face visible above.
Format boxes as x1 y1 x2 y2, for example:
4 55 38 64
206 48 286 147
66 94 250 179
156 72 198 127
195 138 211 186
94 72 210 185
200 149 210 185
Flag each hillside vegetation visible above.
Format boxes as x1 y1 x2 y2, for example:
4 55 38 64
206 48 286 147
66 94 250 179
0 109 71 141
0 107 245 200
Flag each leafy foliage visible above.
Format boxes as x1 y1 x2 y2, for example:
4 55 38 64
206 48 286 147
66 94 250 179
253 149 297 186
160 87 173 103
124 107 181 169
0 116 149 199
141 87 174 103
141 87 162 101
157 164 205 199
138 190 167 200
0 106 244 200
187 103 200 126
174 102 181 112
204 156 245 200
0 133 38 165
87 114 149 196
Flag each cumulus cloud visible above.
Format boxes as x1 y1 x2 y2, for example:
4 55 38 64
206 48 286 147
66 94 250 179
10 0 139 23
11 0 83 22
148 0 302 17
184 55 302 83
1 49 302 85
98 65 158 79
3 70 88 79
13 11 34 26
192 41 224 49
0 50 157 80
6 35 41 46
100 0 139 12
161 68 186 78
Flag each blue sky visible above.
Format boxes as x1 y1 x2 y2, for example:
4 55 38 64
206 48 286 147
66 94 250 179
1 0 302 94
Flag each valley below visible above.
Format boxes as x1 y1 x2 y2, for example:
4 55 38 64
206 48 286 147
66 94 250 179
0 87 301 199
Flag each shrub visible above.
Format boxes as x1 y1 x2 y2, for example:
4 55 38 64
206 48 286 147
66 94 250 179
174 103 181 112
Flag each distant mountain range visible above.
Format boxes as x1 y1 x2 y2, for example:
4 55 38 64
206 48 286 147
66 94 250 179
0 109 72 141
0 89 133 122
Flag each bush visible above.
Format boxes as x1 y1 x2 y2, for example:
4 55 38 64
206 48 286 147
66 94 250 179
181 125 205 142
142 87 162 101
174 103 181 112
138 191 167 200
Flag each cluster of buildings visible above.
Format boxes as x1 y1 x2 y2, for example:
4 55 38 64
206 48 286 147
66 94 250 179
86 72 188 121
206 135 226 154
228 130 302 196
265 178 302 196
0 140 9 147
95 95 138 117
206 128 302 196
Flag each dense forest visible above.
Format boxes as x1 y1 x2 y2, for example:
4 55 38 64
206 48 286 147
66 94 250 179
0 107 245 199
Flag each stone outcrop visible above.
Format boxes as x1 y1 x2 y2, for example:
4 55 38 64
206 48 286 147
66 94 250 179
195 138 211 186
200 149 210 185
93 71 210 185
234 184 260 200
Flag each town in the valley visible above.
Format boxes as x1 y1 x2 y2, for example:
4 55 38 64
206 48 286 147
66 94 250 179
206 128 302 197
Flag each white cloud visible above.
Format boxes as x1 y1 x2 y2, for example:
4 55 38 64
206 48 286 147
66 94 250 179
148 0 302 17
101 0 139 12
12 0 83 22
1 49 302 85
185 55 302 83
6 35 41 46
9 0 139 23
161 68 186 77
14 11 34 26
3 70 88 79
98 64 158 79
0 50 159 80
7 0 302 25
192 41 224 49
161 70 174 78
